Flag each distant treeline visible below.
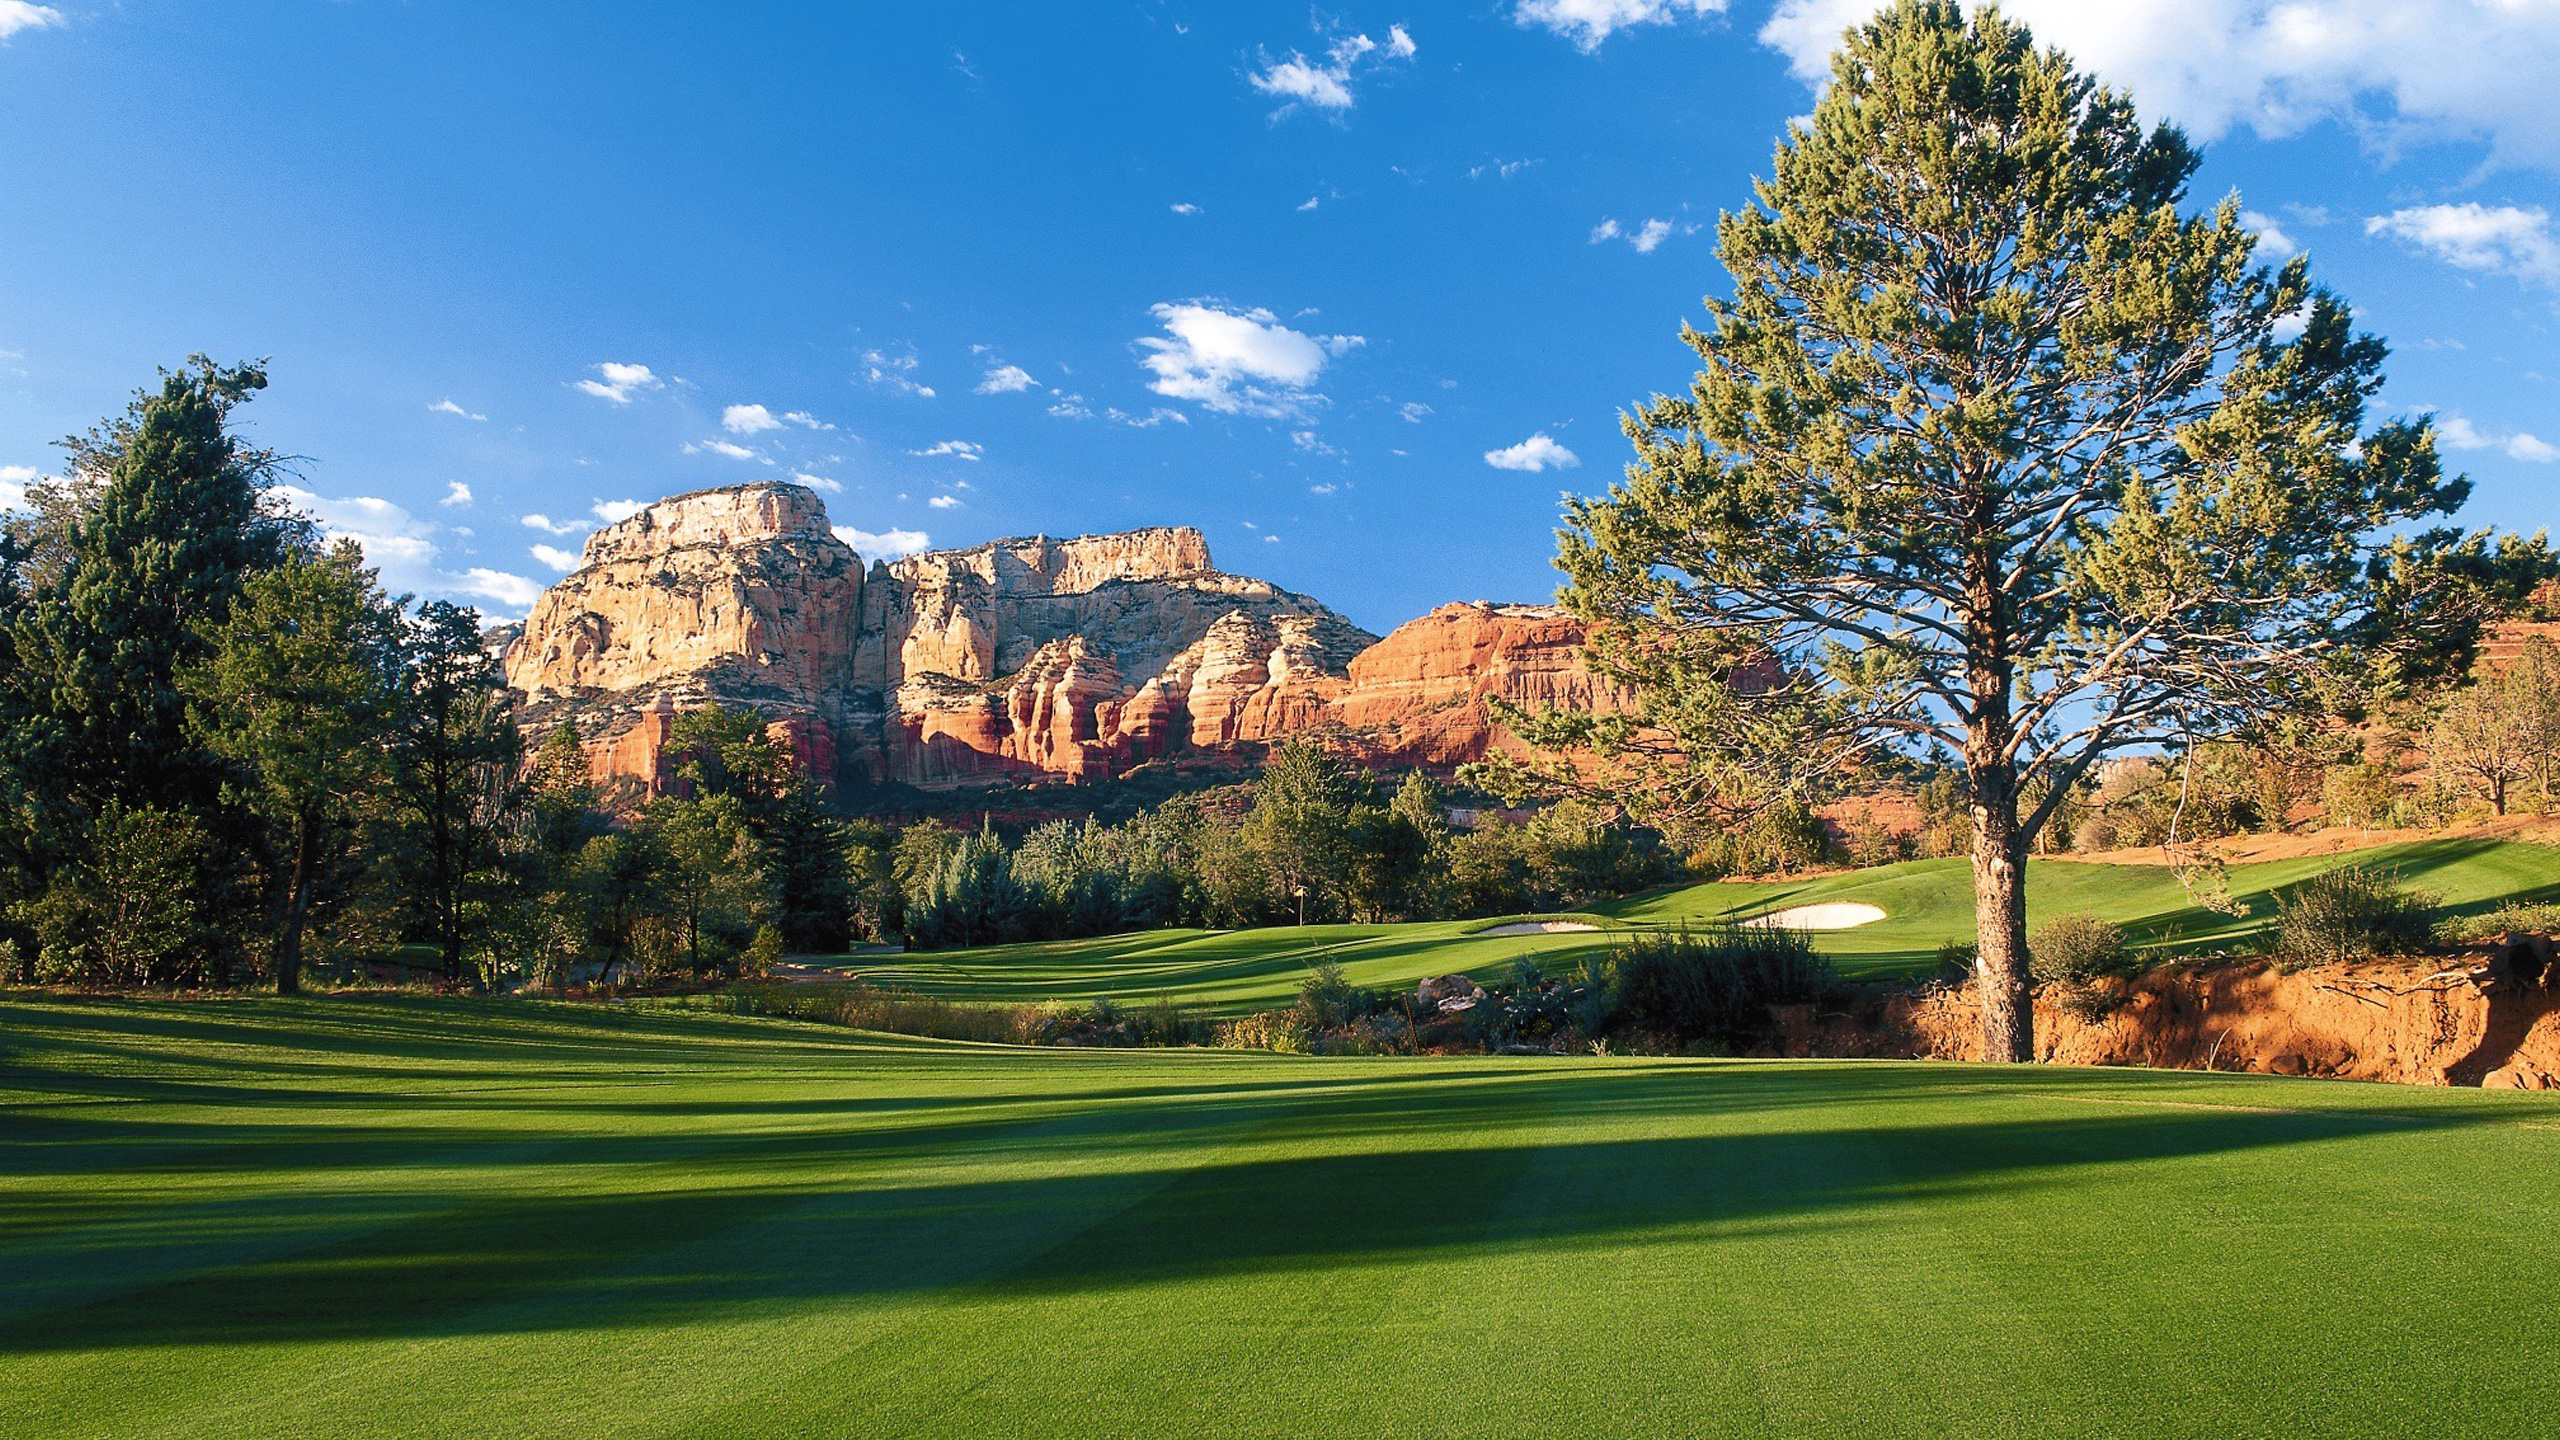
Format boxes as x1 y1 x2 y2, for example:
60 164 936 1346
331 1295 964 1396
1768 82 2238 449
0 360 1683 992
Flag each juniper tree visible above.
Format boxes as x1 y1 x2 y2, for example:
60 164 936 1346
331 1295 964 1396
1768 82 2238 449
1545 1 2469 1060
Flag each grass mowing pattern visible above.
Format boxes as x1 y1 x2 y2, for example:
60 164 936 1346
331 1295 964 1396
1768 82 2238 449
823 838 2560 1012
5 995 2559 1438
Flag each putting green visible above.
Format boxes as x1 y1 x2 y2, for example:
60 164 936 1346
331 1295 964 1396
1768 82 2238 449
4 996 2557 1438
822 837 2560 1011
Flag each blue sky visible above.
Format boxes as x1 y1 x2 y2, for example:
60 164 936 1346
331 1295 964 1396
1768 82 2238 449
0 0 2553 634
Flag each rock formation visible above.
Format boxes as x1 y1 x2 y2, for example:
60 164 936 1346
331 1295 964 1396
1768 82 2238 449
503 481 1630 794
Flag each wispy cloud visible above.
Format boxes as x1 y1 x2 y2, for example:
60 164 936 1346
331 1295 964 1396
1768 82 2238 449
0 463 47 512
573 362 662 404
860 346 936 397
928 494 962 510
686 438 764 462
441 481 473 508
723 403 782 434
0 3 67 42
1170 202 1202 216
428 398 487 422
2367 204 2558 287
1591 216 1680 252
909 439 985 461
1485 432 1580 471
834 525 932 558
531 544 583 573
2241 209 2298 259
2428 409 2558 463
1517 0 1722 53
792 470 844 493
521 513 588 536
592 499 646 523
976 363 1037 394
1137 301 1363 418
1248 23 1417 115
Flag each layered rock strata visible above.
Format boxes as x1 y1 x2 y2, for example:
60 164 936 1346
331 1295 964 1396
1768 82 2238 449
503 482 1629 793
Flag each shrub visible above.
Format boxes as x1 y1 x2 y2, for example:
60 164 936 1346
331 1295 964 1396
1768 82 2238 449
1216 1009 1311 1053
1930 941 1978 988
2028 913 2134 985
1589 926 1835 1049
2437 902 2560 946
2272 866 2438 970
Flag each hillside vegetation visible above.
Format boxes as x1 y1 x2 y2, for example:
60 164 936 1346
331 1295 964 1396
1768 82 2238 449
824 837 2560 1013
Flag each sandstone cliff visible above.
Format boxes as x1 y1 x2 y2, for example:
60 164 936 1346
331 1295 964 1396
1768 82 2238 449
503 482 1628 793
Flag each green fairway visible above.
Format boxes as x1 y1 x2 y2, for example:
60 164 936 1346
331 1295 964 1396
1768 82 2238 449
825 837 2560 1011
5 996 2559 1439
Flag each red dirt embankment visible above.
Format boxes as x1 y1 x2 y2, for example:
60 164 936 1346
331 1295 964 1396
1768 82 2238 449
1777 958 2560 1088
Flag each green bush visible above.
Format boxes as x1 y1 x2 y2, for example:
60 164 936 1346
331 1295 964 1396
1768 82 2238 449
2029 913 2134 984
2272 866 2438 970
1589 926 1835 1048
2435 901 2560 946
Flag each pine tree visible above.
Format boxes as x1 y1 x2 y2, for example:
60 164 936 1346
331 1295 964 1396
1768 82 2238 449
1548 1 2466 1060
182 543 403 993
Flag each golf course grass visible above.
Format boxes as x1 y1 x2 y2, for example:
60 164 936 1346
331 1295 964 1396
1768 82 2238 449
6 994 2559 1438
822 836 2560 1013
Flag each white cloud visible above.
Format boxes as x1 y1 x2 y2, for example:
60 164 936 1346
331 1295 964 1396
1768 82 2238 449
592 499 646 523
1592 215 1680 252
1467 158 1539 180
1760 0 2560 172
428 398 487 422
860 347 935 397
834 525 932 558
792 470 844 493
441 481 474 507
573 362 662 404
1264 533 1282 543
2366 204 2559 286
270 484 554 615
1290 429 1342 458
458 570 545 613
2241 209 2299 258
1137 301 1364 417
1170 202 1203 216
1298 196 1322 212
521 513 588 535
2427 409 2558 461
1399 401 1433 423
0 2 66 42
531 544 583 572
688 438 763 461
1485 432 1581 471
928 494 962 509
910 439 985 461
781 410 832 430
976 363 1036 394
1517 0 1724 52
0 462 44 512
1106 406 1188 428
723 403 782 434
1310 482 1339 495
1248 24 1417 114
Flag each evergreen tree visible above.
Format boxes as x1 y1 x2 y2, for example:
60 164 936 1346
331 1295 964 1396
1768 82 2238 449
1542 1 2466 1060
390 600 522 984
182 542 402 993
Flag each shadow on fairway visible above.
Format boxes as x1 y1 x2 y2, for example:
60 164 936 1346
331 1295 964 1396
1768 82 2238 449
0 1007 2503 1356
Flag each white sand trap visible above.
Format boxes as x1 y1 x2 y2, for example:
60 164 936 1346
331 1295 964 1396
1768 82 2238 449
1476 920 1603 937
1743 902 1887 932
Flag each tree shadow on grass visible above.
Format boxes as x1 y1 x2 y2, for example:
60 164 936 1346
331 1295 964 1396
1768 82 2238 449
0 1057 2499 1357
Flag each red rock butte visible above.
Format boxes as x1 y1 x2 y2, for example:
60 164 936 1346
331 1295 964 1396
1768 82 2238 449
502 481 1632 794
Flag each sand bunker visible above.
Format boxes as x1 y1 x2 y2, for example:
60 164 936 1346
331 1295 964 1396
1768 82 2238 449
1476 920 1603 937
1743 902 1887 932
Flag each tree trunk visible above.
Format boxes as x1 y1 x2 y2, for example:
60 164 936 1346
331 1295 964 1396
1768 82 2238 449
276 811 314 996
1970 769 2034 1063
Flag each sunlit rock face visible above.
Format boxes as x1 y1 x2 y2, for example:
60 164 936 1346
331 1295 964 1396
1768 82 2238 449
504 483 1629 794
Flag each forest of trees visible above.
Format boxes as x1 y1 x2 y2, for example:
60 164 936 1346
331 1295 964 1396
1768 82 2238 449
0 359 1688 992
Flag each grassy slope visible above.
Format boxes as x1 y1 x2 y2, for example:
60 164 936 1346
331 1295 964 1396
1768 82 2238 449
5 996 2558 1439
833 837 2560 1012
